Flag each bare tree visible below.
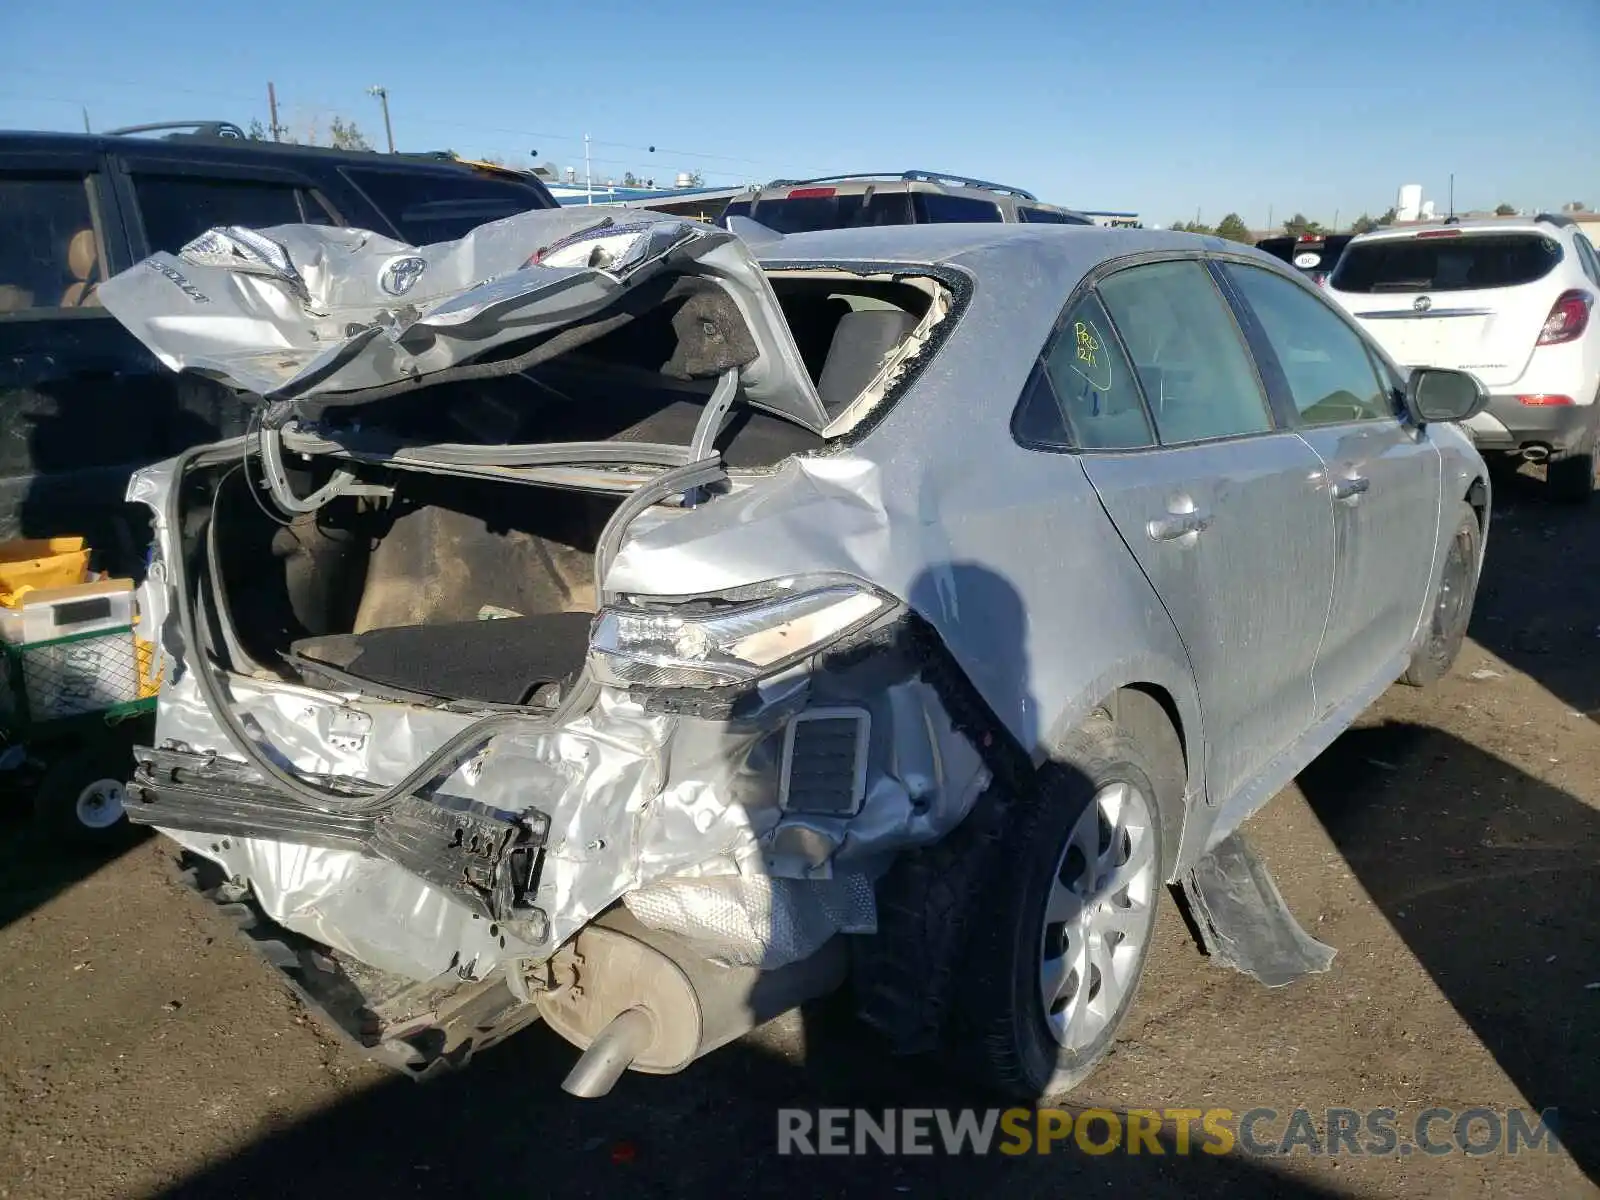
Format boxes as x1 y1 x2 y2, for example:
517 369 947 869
1216 213 1252 243
328 116 371 151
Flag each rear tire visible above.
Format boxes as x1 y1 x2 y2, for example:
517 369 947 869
1547 419 1596 504
1402 500 1481 687
949 702 1178 1099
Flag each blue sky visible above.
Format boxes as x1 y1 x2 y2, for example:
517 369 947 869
2 0 1595 228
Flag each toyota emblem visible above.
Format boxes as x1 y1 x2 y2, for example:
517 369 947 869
380 256 427 296
1413 295 1432 313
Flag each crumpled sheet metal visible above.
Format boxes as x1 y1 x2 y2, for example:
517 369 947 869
96 210 711 401
144 617 984 981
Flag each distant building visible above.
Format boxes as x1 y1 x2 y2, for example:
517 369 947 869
1082 210 1142 228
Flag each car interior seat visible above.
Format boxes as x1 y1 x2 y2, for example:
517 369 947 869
816 307 918 416
0 284 35 314
60 229 100 307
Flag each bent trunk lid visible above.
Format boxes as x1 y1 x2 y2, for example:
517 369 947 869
97 208 831 433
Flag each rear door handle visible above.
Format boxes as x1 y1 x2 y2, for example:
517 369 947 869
1331 475 1370 501
1146 510 1212 542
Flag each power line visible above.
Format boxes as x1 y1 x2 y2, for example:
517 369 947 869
0 66 778 174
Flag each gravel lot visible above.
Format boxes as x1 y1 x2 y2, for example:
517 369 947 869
1 464 1596 1199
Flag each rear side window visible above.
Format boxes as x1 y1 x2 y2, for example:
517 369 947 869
744 191 914 234
719 199 753 226
1225 264 1393 425
1331 233 1563 294
1015 293 1154 450
133 175 331 254
345 168 548 243
1574 234 1600 286
1019 207 1088 225
1098 260 1273 444
914 193 1003 223
0 173 102 315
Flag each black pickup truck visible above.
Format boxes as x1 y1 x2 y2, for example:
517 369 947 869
0 122 557 570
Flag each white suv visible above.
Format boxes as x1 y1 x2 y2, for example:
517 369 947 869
1328 214 1599 501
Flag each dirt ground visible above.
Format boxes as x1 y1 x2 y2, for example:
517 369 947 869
0 463 1596 1199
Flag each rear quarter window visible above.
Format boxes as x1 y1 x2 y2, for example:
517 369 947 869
913 193 1003 223
744 192 914 233
1331 233 1563 294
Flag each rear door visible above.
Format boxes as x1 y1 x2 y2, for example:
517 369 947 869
109 152 339 256
107 150 350 456
1220 260 1442 714
1328 228 1566 388
1051 258 1336 805
0 143 167 566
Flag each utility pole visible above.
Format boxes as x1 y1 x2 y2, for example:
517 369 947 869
368 85 395 153
81 108 91 133
267 82 282 142
584 133 593 204
1267 204 1274 236
1332 208 1340 233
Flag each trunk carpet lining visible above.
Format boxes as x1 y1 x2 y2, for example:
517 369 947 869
288 611 594 705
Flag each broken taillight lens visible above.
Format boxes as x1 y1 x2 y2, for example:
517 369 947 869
1537 290 1592 346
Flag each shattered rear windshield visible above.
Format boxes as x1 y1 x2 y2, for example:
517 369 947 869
1331 233 1563 293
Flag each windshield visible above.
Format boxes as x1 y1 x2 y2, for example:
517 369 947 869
1331 232 1563 293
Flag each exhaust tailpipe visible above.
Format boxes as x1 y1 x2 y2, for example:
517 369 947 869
1522 444 1552 463
561 1007 655 1098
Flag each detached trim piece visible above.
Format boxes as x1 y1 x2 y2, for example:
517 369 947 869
129 746 552 940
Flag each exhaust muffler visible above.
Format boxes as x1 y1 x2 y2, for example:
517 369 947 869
536 908 848 1097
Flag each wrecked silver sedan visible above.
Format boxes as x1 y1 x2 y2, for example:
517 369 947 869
100 209 1491 1097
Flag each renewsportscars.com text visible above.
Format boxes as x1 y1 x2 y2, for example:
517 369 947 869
776 1106 1562 1158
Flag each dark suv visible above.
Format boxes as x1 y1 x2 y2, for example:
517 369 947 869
717 171 1091 233
1254 232 1355 288
0 121 557 567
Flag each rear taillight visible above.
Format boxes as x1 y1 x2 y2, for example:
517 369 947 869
1537 290 1592 346
1517 394 1575 406
1417 229 1463 239
787 186 837 199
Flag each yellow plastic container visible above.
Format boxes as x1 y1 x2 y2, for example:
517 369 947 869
0 537 90 608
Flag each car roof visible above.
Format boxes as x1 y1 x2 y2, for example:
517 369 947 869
753 221 1267 269
0 127 543 181
1347 217 1572 245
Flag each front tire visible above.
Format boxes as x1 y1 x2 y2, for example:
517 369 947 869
951 705 1175 1098
1402 500 1482 687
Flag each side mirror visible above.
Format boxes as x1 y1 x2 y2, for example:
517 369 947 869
1407 367 1488 424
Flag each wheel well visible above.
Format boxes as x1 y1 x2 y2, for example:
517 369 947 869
1113 684 1188 880
1122 682 1187 781
1465 477 1488 530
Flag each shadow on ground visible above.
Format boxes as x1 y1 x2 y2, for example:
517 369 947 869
1469 461 1600 722
1298 720 1599 1181
151 1004 1340 1200
0 805 146 932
